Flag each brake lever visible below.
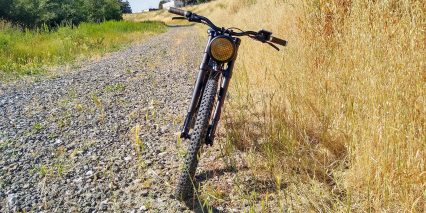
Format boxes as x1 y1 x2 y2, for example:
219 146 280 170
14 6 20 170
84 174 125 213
267 42 280 51
248 35 280 51
172 17 186 20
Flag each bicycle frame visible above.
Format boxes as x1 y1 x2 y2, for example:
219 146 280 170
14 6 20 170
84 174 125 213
169 7 287 202
180 28 241 145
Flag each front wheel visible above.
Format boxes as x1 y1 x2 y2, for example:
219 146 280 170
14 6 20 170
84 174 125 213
176 72 219 201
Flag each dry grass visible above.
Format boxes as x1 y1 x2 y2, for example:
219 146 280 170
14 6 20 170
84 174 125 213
124 10 185 25
127 0 425 211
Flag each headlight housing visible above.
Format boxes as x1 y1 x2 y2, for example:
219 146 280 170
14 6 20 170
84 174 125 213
209 36 236 63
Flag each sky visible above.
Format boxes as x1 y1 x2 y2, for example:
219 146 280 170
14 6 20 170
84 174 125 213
128 0 162 12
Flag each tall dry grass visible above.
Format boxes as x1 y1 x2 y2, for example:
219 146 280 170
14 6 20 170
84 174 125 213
128 0 425 211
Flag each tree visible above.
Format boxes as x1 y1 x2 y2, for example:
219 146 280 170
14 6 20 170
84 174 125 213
43 0 87 27
9 0 42 28
103 0 123 21
0 0 124 28
120 0 132 14
0 0 13 19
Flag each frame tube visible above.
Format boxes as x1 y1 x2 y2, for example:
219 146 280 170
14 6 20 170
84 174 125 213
206 38 241 144
181 29 215 138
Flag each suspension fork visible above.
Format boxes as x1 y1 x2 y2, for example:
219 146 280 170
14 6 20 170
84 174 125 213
206 38 241 145
181 29 215 139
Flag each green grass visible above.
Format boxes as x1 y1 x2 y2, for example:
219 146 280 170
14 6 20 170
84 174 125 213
104 83 126 93
0 20 166 80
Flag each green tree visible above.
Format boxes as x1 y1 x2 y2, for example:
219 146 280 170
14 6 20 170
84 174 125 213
0 0 13 19
1 0 124 28
84 0 122 23
41 0 87 27
103 0 122 20
9 0 43 28
120 0 132 14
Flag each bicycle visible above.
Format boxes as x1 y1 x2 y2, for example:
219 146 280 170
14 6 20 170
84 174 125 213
168 7 287 201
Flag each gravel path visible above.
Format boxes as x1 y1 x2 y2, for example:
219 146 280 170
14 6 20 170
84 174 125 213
0 26 231 212
0 25 265 213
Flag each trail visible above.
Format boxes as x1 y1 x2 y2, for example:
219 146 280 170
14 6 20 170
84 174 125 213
0 26 204 212
0 24 259 212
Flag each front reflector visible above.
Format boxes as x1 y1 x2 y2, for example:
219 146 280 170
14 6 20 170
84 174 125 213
209 37 236 62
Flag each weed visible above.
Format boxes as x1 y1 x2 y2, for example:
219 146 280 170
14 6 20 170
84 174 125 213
91 94 102 108
131 124 145 153
68 88 77 99
219 137 237 171
53 163 66 176
75 103 83 111
91 94 106 121
104 83 126 93
38 165 49 177
141 178 153 189
32 123 44 131
0 21 166 80
143 200 152 210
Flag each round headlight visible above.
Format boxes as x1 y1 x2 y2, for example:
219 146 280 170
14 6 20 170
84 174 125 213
209 36 236 63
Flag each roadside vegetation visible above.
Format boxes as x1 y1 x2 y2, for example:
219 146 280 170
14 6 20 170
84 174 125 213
128 0 425 211
0 21 166 80
0 0 163 81
0 0 132 28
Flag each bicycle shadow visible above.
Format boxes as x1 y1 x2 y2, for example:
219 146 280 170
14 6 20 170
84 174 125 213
182 166 245 212
179 167 239 213
195 166 239 183
183 198 222 213
183 165 288 212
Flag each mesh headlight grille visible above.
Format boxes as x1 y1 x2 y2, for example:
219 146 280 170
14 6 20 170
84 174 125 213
209 37 235 62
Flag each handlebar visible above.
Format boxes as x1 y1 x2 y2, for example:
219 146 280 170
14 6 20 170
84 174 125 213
270 36 288 46
169 7 190 17
168 7 287 48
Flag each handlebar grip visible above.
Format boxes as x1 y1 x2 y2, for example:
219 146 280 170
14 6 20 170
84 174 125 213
270 36 288 46
168 7 187 16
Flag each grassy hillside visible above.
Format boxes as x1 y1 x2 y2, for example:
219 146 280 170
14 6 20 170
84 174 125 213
127 0 425 212
0 21 166 81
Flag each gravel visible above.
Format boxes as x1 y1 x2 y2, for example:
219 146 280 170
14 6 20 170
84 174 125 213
0 25 267 212
0 26 203 212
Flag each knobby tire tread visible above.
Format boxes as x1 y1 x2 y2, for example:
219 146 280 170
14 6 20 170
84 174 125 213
176 73 219 201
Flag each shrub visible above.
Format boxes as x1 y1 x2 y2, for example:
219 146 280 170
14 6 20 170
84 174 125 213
0 0 130 28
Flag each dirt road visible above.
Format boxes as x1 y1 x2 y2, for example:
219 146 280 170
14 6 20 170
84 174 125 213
0 26 215 212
